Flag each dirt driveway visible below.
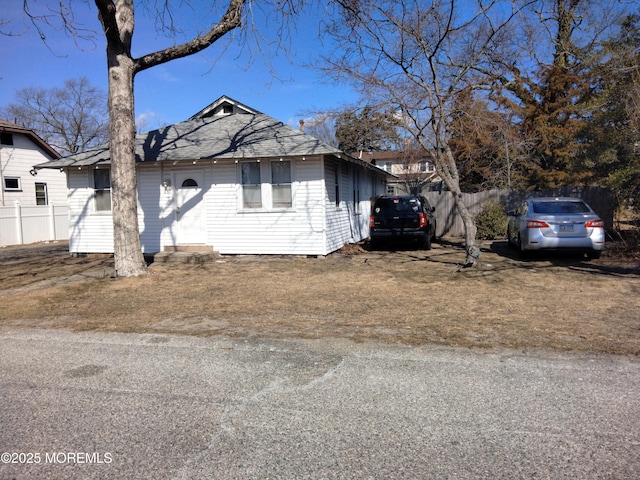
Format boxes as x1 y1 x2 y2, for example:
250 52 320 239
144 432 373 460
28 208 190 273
1 239 639 355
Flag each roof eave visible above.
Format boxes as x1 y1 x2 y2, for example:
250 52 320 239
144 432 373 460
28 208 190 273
0 124 61 160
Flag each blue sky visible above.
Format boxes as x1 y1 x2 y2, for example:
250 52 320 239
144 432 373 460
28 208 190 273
0 2 357 130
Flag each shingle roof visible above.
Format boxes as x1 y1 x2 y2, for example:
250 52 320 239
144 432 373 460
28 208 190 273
36 111 342 169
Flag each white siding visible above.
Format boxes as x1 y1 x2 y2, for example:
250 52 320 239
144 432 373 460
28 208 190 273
324 159 352 253
67 168 113 253
323 157 386 252
138 166 164 253
1 133 67 207
207 158 328 255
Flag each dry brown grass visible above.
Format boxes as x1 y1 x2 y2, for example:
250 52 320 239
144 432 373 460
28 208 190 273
1 240 639 355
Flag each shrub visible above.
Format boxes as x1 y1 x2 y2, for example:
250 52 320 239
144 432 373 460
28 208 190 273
475 200 508 239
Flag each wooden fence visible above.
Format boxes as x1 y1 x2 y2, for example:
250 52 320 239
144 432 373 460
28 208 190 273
0 203 69 247
423 187 615 238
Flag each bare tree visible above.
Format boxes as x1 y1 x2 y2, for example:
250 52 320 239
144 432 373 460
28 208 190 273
322 0 525 265
302 113 340 148
2 77 108 156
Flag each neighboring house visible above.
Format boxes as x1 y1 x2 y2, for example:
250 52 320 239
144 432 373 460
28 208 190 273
36 96 391 256
0 120 66 207
359 149 439 195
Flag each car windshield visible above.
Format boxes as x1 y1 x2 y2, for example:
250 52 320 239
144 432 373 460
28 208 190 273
532 201 590 214
375 198 421 214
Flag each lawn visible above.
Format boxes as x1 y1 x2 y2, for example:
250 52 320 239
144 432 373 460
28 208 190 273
1 240 638 355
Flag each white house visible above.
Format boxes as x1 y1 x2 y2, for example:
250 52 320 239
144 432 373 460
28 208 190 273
1 120 69 247
36 96 392 256
1 120 66 207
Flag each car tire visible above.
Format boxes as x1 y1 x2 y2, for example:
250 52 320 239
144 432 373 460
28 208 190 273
507 227 516 249
518 234 531 258
586 251 602 260
423 234 432 250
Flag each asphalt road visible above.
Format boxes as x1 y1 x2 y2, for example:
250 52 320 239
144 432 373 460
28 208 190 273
1 329 638 479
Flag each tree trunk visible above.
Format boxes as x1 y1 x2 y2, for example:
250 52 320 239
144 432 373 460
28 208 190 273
94 0 244 277
437 145 480 266
107 52 147 277
452 191 479 266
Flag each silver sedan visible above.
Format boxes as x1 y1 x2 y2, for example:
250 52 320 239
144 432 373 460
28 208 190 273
507 197 605 259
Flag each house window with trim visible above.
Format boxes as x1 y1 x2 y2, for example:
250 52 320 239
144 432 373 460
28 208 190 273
241 162 262 209
420 161 435 173
380 161 392 172
35 182 48 205
271 160 292 208
3 176 21 191
93 168 111 212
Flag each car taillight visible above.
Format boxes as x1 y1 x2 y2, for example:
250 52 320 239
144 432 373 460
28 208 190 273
526 220 549 229
369 215 375 228
585 219 604 228
419 213 427 228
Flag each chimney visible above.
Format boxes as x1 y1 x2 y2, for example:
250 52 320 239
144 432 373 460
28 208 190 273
299 119 305 132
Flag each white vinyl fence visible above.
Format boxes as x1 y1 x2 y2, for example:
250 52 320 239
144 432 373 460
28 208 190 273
0 203 69 247
424 187 615 238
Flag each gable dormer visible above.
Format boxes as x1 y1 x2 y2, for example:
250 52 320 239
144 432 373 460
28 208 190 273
189 95 261 120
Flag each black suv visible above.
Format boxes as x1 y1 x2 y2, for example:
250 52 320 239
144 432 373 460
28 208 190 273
369 195 437 249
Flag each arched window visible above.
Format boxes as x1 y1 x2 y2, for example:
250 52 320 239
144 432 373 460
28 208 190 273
181 178 198 187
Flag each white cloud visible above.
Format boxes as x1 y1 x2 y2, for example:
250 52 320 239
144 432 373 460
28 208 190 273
136 111 167 132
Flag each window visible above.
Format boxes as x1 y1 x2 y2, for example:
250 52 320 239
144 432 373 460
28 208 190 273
181 178 198 187
35 182 48 205
1 133 14 145
532 200 590 214
271 161 292 208
241 162 261 209
353 168 361 212
93 168 111 211
334 163 341 207
424 161 435 173
3 177 21 191
379 162 392 172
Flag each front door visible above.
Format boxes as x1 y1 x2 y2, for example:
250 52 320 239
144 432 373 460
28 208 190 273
173 170 206 245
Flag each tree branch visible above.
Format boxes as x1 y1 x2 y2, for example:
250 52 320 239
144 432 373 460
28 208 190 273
134 0 245 73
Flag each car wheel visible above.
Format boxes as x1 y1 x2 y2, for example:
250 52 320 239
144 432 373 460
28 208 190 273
507 227 516 249
518 234 530 258
586 250 602 260
423 234 432 250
